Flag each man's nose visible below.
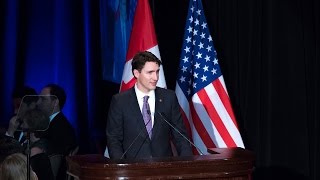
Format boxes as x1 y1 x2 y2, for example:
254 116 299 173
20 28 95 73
152 73 159 81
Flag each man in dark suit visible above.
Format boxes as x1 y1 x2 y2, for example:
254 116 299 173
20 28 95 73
38 84 77 156
106 51 193 159
38 84 77 179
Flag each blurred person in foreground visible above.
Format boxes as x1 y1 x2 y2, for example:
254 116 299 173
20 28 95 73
0 134 23 163
5 86 37 140
0 153 38 180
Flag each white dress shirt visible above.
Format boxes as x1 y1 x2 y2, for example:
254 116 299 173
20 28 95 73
134 84 155 127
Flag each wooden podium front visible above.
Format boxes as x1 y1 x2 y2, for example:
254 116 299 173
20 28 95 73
66 148 254 180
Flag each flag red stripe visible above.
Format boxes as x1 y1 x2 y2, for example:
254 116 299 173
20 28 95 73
197 88 237 147
126 0 158 61
180 108 200 155
213 79 239 128
190 102 216 148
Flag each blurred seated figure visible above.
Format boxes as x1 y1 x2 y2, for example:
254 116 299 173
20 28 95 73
21 108 54 180
0 153 38 180
5 86 37 141
0 134 23 163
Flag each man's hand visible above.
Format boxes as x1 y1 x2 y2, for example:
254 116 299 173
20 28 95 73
7 115 20 137
31 146 45 157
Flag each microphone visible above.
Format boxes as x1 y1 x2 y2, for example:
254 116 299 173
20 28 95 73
157 112 204 155
120 111 152 159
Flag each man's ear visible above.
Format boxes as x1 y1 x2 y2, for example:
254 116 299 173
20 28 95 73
53 99 60 110
133 69 140 79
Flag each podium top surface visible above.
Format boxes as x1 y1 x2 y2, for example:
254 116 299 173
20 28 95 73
67 147 254 168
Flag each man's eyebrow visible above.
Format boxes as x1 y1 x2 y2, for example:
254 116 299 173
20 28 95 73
147 69 157 73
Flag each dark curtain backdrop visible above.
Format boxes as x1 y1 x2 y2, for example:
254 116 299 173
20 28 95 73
0 0 106 154
1 0 319 180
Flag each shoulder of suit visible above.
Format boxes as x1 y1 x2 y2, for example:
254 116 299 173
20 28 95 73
156 87 175 95
51 112 69 124
114 87 175 99
113 88 134 99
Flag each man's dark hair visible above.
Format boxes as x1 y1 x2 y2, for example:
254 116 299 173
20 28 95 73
12 86 37 99
45 84 66 109
131 51 162 77
12 86 38 106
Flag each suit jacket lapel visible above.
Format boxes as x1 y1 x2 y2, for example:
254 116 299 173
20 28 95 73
152 88 165 140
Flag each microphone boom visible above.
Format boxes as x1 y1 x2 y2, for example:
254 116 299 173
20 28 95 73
157 112 204 155
120 113 152 159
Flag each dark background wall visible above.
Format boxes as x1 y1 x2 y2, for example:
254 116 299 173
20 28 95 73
0 0 319 179
154 1 319 179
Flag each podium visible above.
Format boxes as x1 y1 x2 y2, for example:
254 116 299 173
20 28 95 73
66 148 254 180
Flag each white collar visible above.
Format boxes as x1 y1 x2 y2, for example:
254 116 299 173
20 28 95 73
134 84 155 100
49 111 60 122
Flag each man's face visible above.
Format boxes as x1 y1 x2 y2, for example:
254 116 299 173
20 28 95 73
134 61 160 93
37 87 57 116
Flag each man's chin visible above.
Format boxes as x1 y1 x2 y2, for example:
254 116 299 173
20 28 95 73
149 85 157 90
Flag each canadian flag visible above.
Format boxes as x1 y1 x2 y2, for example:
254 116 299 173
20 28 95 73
120 0 166 92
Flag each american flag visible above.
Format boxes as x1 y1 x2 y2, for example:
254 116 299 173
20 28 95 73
175 0 244 154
